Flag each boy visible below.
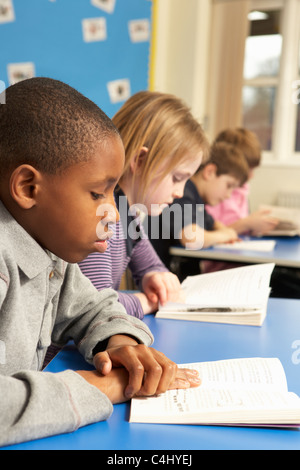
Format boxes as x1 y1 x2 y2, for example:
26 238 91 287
0 78 200 447
206 128 279 235
148 141 249 277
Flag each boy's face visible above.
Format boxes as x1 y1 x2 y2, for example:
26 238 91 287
32 135 124 263
205 172 240 207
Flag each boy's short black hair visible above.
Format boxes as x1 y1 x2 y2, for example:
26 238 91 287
0 77 119 178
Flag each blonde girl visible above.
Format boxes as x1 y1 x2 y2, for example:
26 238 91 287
79 91 208 317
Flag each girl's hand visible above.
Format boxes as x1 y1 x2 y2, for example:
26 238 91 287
142 271 184 307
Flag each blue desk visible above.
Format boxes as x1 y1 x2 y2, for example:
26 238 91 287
4 297 300 450
169 236 300 268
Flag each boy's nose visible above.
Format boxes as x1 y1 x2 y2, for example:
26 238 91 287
96 202 119 225
106 205 119 224
106 194 120 224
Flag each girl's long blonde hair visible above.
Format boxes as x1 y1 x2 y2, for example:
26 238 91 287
112 91 209 203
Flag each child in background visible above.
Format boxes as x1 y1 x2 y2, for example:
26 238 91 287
0 78 200 447
149 141 249 279
206 128 279 235
79 91 209 317
207 129 300 296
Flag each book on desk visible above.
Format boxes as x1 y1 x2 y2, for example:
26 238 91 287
260 204 300 236
130 357 300 427
156 263 275 326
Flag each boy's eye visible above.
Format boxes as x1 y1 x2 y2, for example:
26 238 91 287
91 192 105 201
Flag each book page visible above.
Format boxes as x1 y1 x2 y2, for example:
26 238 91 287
180 263 274 307
180 358 288 392
130 387 300 424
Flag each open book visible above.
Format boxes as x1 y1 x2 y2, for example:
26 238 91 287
260 204 300 236
156 263 274 326
130 357 300 427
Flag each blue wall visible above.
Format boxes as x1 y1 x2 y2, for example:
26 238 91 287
0 0 152 117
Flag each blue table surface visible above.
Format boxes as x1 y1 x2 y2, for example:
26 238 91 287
169 236 300 267
3 297 300 450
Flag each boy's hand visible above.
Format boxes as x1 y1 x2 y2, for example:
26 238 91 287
221 226 240 243
90 334 200 400
248 210 279 236
141 271 184 307
76 365 200 404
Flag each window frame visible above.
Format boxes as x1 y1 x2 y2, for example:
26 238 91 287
245 0 300 167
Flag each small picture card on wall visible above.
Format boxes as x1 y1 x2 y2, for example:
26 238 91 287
82 17 107 42
128 19 150 43
107 79 131 104
0 0 15 24
91 0 116 14
7 62 35 85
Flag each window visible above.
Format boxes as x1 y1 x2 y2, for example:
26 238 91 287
242 0 300 164
242 10 281 151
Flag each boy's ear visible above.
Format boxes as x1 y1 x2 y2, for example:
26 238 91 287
9 164 42 209
202 163 218 181
130 146 149 174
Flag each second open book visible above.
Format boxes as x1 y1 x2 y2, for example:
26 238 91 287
156 263 275 326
